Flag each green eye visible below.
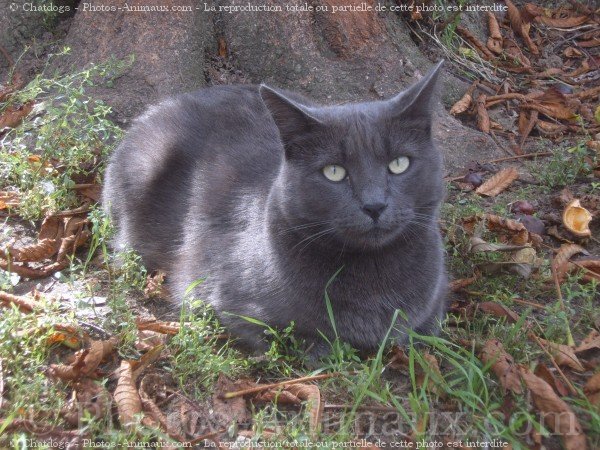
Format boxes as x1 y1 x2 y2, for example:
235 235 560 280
322 165 347 182
388 156 410 174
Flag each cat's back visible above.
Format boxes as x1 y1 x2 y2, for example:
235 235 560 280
103 84 284 270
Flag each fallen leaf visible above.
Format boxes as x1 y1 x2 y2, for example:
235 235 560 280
469 236 528 253
476 302 519 323
480 339 523 394
114 345 164 428
449 274 478 292
449 81 477 115
562 200 593 237
569 259 600 283
136 319 180 335
486 12 502 54
0 101 34 129
475 167 519 197
212 373 251 427
575 330 600 355
114 360 143 428
0 290 39 312
47 325 84 349
534 363 569 397
583 372 600 407
0 190 19 210
520 367 587 450
476 93 490 133
552 243 588 282
537 338 585 372
48 337 117 381
144 270 167 299
505 0 538 54
61 378 111 426
286 383 323 437
456 26 494 59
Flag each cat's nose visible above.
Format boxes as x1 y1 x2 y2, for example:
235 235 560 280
362 202 387 221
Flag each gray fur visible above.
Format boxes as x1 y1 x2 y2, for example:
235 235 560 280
103 61 447 357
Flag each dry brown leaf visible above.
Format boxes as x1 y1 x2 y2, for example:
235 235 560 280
449 274 478 292
575 330 600 355
74 184 102 202
537 14 589 28
0 101 34 129
475 93 490 133
61 378 111 426
534 363 569 397
552 243 588 282
538 338 585 372
570 259 600 283
476 302 519 324
564 46 583 58
47 337 116 381
502 38 532 69
519 110 538 148
139 373 169 431
476 167 519 197
486 12 502 54
114 360 143 428
48 349 89 381
286 383 323 437
5 238 60 263
0 290 39 312
505 0 538 54
212 373 251 427
135 329 167 352
144 270 167 299
536 119 567 136
114 345 164 428
455 26 494 59
80 338 117 377
562 200 593 237
480 339 523 394
583 372 600 407
520 367 587 450
136 319 180 335
0 190 19 210
487 215 530 245
449 81 477 116
462 214 530 246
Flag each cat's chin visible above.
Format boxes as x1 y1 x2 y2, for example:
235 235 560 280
339 225 404 250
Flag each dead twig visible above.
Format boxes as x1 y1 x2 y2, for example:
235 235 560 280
221 373 338 400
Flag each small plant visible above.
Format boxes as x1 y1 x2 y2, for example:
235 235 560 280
170 297 248 397
528 141 592 190
0 49 130 219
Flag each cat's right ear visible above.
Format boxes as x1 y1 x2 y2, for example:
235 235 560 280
259 85 322 157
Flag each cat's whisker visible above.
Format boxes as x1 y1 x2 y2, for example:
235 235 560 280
293 227 336 253
278 220 334 235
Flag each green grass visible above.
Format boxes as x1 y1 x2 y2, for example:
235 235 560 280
0 48 130 220
1 53 599 448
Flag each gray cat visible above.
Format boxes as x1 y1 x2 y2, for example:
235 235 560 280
102 61 447 359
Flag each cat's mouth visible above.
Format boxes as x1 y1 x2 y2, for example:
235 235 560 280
340 223 402 248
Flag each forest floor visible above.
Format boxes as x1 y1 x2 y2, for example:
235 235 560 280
1 2 600 449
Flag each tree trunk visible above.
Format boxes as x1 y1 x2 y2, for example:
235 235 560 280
3 0 503 170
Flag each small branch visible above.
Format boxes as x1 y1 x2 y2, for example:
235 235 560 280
221 373 339 399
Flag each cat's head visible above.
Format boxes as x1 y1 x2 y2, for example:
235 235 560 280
260 61 445 251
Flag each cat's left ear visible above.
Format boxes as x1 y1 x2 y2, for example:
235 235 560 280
259 85 323 155
387 60 444 122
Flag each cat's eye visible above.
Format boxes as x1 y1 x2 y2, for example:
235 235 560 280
322 165 347 182
388 156 410 174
